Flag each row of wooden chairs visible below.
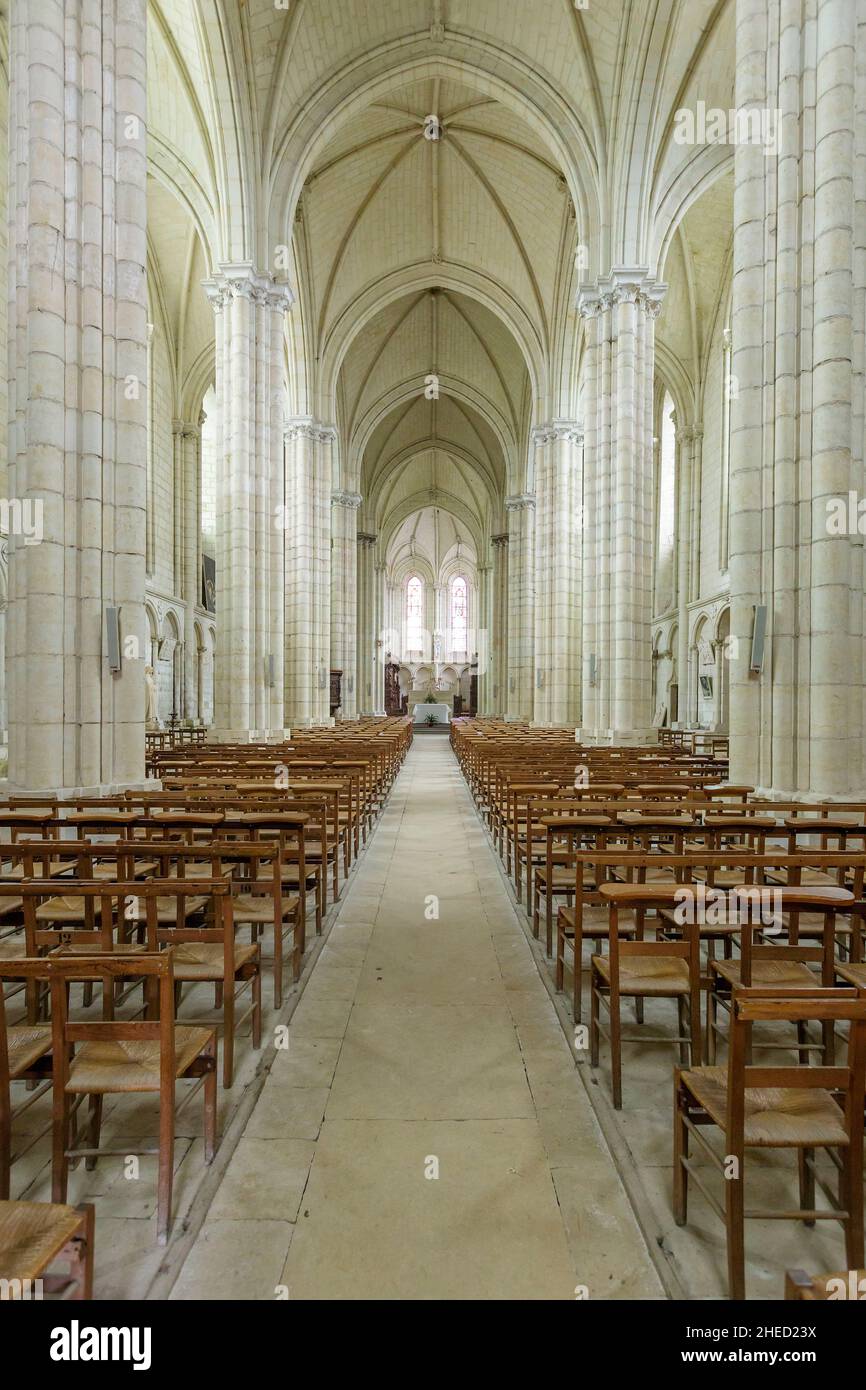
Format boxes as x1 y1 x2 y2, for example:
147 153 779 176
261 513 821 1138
453 719 866 1299
0 719 412 1295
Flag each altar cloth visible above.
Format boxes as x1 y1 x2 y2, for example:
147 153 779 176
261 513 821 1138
412 702 451 725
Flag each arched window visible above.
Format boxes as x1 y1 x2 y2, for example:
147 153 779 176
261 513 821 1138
406 575 424 652
450 575 468 654
654 392 676 613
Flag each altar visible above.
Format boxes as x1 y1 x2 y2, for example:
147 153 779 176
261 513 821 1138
412 702 451 725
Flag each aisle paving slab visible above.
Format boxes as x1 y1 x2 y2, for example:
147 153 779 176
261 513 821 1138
172 738 664 1301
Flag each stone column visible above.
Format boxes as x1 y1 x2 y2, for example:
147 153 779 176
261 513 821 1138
283 418 335 727
7 0 148 792
145 322 155 576
356 532 377 712
674 415 689 726
719 327 732 570
331 490 361 719
491 533 508 715
577 269 666 743
372 560 387 714
0 534 7 739
712 637 727 732
173 417 202 720
476 559 492 714
505 495 535 720
431 583 443 665
687 426 704 603
203 265 292 739
729 0 865 795
675 422 703 727
532 421 583 726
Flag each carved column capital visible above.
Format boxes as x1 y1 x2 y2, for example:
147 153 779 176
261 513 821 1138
284 417 337 445
504 493 535 512
203 262 295 314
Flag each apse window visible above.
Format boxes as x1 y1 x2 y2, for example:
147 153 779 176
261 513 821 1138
451 575 468 656
406 574 424 654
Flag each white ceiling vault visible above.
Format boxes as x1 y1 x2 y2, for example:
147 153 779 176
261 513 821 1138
386 504 477 585
146 0 736 542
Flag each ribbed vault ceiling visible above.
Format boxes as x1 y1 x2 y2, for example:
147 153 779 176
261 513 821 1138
144 0 739 552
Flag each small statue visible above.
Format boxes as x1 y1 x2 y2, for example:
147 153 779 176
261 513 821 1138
144 664 158 725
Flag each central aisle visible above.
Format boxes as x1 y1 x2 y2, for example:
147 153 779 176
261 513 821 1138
173 738 664 1300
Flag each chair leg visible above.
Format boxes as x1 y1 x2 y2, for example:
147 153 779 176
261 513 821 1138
796 1019 808 1061
673 1073 689 1225
844 1136 865 1272
0 1071 11 1199
52 1091 72 1204
157 1088 174 1246
798 1147 815 1226
85 1094 103 1172
25 978 39 1026
555 915 564 991
610 987 623 1110
222 977 234 1089
273 917 283 1009
707 987 718 1064
252 968 262 1050
573 931 584 1024
203 1039 218 1165
676 997 689 1065
725 1156 746 1300
589 969 600 1068
822 1017 835 1066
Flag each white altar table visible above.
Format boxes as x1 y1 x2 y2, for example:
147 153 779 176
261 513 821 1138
412 702 451 725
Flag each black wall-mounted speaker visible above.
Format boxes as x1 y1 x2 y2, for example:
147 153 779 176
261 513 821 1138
750 604 767 672
105 606 122 674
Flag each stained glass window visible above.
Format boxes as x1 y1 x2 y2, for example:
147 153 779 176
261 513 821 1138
406 575 424 651
451 575 468 652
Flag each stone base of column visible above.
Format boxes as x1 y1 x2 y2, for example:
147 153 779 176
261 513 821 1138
2 780 161 798
210 727 290 744
576 727 658 747
782 786 866 803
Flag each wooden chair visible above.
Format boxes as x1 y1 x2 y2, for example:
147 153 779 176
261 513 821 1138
0 1200 94 1299
557 836 688 1024
119 839 299 1007
590 883 702 1109
150 877 260 1089
674 986 866 1300
11 876 205 1025
1 953 218 1245
0 966 53 1198
707 885 854 1064
536 813 613 956
216 810 311 948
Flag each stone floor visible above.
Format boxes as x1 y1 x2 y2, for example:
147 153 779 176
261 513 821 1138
171 737 663 1300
